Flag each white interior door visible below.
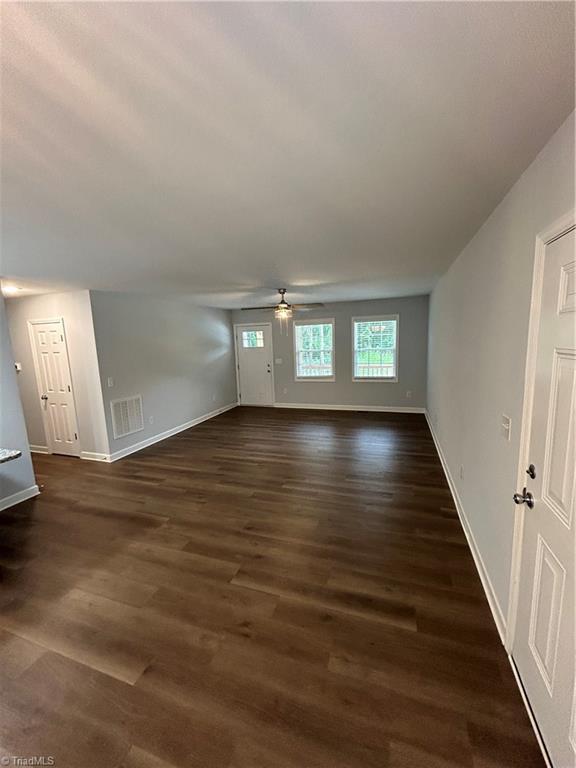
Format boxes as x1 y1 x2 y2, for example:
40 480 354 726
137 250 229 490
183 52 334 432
513 226 575 768
30 318 80 457
235 324 274 405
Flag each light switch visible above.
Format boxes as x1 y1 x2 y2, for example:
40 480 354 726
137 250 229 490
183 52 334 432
107 377 114 388
275 358 283 365
501 414 511 441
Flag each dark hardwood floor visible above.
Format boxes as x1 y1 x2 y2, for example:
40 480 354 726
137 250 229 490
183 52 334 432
0 407 543 767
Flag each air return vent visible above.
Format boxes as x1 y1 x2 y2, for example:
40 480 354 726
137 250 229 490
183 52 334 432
111 395 144 439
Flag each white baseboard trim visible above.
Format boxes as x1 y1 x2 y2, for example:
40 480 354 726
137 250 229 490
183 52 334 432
273 403 425 414
425 411 506 643
508 656 552 768
30 445 50 454
80 451 110 462
0 484 40 512
107 402 238 463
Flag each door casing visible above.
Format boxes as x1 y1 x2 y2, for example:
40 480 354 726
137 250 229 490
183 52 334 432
27 316 81 456
233 322 275 406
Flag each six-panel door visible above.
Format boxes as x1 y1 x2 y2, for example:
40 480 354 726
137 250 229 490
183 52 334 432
30 319 80 456
513 227 575 768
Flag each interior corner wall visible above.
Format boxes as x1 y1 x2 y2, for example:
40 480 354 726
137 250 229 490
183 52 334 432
6 290 109 458
427 111 575 628
89 291 237 458
231 294 429 409
0 293 38 509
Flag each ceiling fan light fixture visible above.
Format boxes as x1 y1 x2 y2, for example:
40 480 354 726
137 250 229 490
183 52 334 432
241 288 323 315
275 289 293 319
275 303 292 319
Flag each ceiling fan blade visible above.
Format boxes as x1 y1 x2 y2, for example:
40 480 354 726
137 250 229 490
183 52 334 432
293 303 325 310
241 305 276 311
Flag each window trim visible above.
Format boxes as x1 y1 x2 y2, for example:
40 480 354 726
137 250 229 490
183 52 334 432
293 318 336 382
352 314 399 382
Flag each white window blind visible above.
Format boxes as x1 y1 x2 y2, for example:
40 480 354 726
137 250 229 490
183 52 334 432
353 317 398 379
294 321 334 379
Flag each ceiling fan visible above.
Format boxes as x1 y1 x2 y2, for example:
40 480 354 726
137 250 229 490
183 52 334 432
242 288 324 319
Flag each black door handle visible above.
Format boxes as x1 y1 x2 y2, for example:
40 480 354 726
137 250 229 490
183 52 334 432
513 487 534 509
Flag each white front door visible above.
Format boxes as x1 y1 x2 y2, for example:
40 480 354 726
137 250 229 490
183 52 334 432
235 324 274 406
30 318 80 456
513 226 575 768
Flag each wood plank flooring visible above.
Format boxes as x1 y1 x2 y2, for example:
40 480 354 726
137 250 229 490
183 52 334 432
0 407 543 767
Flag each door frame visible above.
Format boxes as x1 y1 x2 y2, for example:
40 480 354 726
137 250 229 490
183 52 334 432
27 316 82 455
506 210 576 654
233 322 275 406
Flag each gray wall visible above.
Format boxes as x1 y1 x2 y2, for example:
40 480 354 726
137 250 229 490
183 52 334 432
427 111 575 627
232 295 428 409
6 291 109 457
0 294 37 508
90 291 237 456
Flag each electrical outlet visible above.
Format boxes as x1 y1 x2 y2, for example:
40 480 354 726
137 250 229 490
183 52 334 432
212 393 217 402
283 387 288 395
406 390 412 400
149 416 154 425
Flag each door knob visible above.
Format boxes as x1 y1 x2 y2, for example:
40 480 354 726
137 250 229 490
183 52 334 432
513 487 534 509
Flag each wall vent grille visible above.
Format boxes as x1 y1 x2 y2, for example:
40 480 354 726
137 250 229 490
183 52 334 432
111 395 144 439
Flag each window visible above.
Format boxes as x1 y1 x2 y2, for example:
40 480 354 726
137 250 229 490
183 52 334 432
242 330 264 348
353 316 398 380
294 320 335 379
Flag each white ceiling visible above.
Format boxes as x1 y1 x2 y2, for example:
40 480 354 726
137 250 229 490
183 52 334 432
1 2 574 308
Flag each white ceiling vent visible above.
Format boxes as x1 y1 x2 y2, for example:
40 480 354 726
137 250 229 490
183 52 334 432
111 395 144 439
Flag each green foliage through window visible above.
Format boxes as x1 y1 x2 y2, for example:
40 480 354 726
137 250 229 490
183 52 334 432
295 322 334 378
242 330 264 348
353 318 397 378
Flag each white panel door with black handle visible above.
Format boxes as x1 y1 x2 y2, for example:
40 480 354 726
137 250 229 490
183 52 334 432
235 324 274 406
512 225 575 768
29 318 80 456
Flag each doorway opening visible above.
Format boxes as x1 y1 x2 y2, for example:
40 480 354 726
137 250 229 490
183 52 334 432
4 289 109 464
